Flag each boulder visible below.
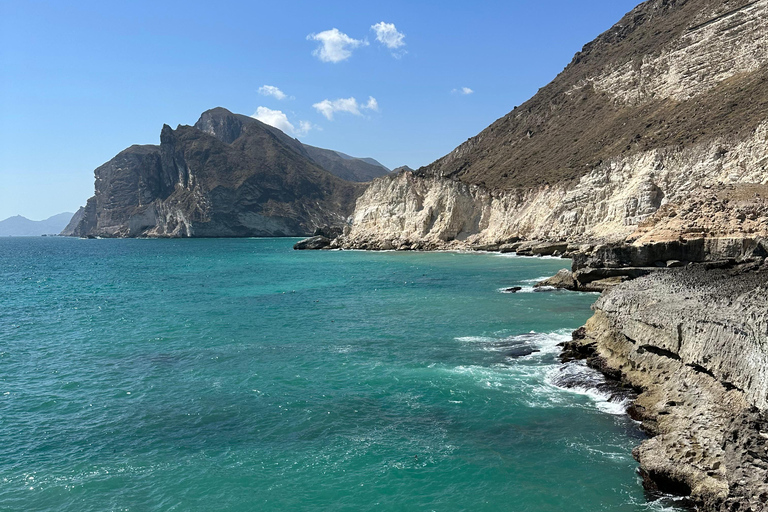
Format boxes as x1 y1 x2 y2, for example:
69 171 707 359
313 226 343 239
500 242 523 253
293 236 331 250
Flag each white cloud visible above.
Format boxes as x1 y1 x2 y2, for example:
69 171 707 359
452 87 474 95
364 96 379 111
298 120 314 134
252 106 312 136
307 28 368 63
258 85 288 100
312 96 379 121
371 22 406 57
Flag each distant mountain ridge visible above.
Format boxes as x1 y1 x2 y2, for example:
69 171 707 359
0 213 74 236
68 108 388 238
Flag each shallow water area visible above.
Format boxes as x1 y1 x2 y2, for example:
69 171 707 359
0 237 685 511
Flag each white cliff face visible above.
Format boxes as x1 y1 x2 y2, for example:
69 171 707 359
586 0 768 106
344 121 768 248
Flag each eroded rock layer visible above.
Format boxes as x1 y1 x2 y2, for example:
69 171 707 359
564 267 768 510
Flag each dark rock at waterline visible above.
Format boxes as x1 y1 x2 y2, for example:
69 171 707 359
499 241 523 253
532 242 569 256
535 269 577 290
571 238 768 271
294 236 331 250
472 243 501 252
502 286 523 293
507 346 539 358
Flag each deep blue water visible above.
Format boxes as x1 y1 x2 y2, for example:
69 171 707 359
0 237 683 511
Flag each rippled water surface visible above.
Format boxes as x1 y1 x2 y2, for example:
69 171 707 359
0 238 683 511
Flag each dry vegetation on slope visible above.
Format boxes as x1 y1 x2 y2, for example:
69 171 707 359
419 0 768 191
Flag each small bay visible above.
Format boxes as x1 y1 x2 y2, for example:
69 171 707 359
0 238 682 511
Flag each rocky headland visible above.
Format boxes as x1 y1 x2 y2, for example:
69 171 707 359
331 0 768 251
68 108 389 238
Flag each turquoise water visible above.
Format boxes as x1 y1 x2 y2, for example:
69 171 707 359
0 238 681 511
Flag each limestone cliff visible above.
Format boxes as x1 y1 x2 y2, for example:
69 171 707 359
340 0 768 250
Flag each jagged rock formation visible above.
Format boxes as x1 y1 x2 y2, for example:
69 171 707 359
339 0 768 250
69 108 387 238
631 183 768 243
563 266 768 511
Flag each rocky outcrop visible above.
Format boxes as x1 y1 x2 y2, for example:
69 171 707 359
339 0 768 250
535 269 578 290
59 207 85 236
572 237 768 270
563 265 768 510
631 183 768 244
71 110 370 238
293 236 332 250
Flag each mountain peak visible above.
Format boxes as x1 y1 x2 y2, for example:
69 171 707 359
193 107 389 182
194 107 258 144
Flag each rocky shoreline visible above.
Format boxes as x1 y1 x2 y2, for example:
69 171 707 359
288 0 768 508
561 264 768 512
296 234 768 511
527 237 768 511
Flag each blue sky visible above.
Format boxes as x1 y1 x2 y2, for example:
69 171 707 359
0 0 639 220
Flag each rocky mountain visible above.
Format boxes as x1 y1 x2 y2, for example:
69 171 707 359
301 145 389 183
0 213 74 236
68 108 388 238
194 108 389 182
339 0 768 250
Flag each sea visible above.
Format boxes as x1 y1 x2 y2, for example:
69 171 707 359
0 237 686 511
